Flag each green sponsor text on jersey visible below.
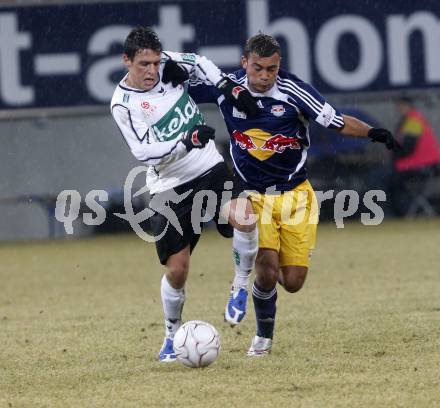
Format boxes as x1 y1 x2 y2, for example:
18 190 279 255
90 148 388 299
153 93 204 141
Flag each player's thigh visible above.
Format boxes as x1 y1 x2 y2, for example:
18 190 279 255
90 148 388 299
202 162 250 231
149 191 200 267
248 192 280 252
279 219 316 268
278 181 317 268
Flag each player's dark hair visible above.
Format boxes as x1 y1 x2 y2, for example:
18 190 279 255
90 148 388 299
244 33 281 58
124 26 162 60
396 95 414 106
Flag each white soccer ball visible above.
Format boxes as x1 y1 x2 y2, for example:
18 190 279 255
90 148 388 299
173 320 220 368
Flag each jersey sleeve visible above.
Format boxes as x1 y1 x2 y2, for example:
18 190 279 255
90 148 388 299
187 79 221 105
162 50 223 86
187 66 239 105
111 104 187 166
278 74 345 129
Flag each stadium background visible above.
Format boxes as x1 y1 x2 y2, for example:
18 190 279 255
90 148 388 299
1 0 439 239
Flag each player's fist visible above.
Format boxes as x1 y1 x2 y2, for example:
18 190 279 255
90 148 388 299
162 59 189 87
368 128 401 151
182 124 216 151
216 77 259 119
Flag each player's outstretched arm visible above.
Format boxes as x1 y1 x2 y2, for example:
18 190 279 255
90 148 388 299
162 52 259 118
161 51 223 86
339 114 370 137
339 114 400 151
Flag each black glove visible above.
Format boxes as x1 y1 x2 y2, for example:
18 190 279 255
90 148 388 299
216 77 259 118
368 128 401 151
181 125 215 151
162 59 189 87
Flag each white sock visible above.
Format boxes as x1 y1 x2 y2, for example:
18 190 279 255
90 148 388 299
232 227 258 291
160 275 185 339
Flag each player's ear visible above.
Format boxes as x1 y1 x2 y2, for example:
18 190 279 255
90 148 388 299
122 54 131 68
241 56 248 69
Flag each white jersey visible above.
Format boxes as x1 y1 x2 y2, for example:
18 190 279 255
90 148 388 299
111 51 224 194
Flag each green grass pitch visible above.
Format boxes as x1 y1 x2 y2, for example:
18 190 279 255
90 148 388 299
1 219 440 407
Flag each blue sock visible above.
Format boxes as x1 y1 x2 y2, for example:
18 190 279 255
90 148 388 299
252 282 277 339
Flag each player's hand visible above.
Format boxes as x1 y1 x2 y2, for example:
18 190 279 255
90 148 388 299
181 125 215 151
216 77 259 118
162 59 189 87
368 128 401 151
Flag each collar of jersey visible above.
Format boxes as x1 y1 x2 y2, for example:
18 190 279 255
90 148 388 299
245 77 278 98
118 73 162 93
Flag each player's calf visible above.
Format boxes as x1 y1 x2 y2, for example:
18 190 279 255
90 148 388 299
224 226 258 326
221 197 258 326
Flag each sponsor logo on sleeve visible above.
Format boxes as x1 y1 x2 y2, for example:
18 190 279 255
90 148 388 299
232 106 247 119
182 53 196 63
317 102 336 127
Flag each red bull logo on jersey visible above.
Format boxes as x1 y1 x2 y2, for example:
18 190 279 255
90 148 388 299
232 130 258 150
261 134 301 153
232 128 302 160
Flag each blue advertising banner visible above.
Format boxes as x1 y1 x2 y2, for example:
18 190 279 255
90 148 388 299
0 0 439 109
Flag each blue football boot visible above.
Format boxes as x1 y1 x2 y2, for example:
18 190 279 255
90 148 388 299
224 287 248 326
158 337 177 362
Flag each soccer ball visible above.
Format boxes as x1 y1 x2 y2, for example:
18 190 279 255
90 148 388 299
173 320 220 368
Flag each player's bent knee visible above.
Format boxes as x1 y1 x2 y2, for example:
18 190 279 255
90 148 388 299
256 273 278 290
228 216 256 233
165 251 190 289
225 198 256 233
234 220 256 233
283 276 306 293
256 266 279 289
165 266 188 289
281 266 308 293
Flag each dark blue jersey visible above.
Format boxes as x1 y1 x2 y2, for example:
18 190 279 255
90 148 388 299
188 69 344 192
